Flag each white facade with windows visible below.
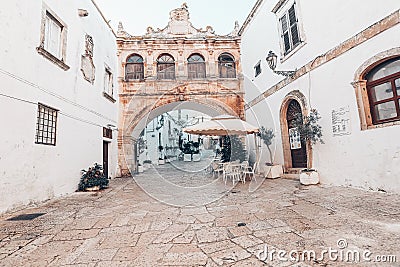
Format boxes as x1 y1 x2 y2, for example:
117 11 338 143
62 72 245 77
0 0 118 213
241 0 400 192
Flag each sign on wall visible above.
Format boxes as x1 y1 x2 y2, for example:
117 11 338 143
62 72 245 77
331 106 351 136
289 127 301 150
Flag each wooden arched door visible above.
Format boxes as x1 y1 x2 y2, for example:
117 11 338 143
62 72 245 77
286 99 307 168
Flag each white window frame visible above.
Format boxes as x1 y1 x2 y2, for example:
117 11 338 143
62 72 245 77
104 67 113 96
103 65 116 103
44 13 62 59
37 4 69 70
273 0 306 61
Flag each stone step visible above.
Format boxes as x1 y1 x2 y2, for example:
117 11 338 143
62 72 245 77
281 173 299 180
285 168 304 174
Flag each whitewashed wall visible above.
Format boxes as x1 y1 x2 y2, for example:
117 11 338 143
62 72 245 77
0 0 118 213
241 0 400 192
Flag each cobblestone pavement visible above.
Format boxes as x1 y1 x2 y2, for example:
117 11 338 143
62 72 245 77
0 163 399 266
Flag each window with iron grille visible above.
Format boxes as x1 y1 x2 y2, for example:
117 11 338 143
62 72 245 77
125 54 144 80
157 54 175 80
279 3 301 55
35 103 58 146
365 57 400 124
218 53 236 78
188 54 206 79
254 61 261 77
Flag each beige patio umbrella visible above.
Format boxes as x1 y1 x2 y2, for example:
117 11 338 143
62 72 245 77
183 115 259 136
183 115 260 167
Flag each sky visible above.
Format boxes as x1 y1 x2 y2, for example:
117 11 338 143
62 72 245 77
94 0 258 36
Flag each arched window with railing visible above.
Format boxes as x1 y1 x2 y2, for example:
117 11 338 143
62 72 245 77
218 53 236 78
125 54 144 80
157 54 175 80
187 54 206 79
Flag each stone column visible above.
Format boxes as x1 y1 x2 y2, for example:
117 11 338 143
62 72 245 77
176 39 185 79
118 135 137 176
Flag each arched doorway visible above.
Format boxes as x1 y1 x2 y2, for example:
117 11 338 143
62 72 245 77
279 90 311 171
286 99 307 168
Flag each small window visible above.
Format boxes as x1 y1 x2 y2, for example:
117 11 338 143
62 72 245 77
365 57 400 124
279 3 301 55
37 6 69 70
44 13 62 58
188 54 206 79
218 53 236 78
157 54 175 80
254 61 261 77
126 54 144 80
35 103 58 146
103 127 112 139
104 67 113 97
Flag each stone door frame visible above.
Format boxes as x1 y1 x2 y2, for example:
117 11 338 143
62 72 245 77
279 90 312 171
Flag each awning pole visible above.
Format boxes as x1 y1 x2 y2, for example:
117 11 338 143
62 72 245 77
254 133 260 174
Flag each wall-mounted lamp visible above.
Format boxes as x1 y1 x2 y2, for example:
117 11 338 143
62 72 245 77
106 124 117 130
266 51 296 77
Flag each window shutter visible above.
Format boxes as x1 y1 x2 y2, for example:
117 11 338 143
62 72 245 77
288 5 297 26
291 24 300 46
288 5 300 46
280 14 291 53
283 33 291 53
280 14 288 34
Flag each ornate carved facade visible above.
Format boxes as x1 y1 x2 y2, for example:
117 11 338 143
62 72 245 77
117 4 244 175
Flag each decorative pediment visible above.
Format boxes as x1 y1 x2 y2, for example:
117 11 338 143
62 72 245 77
144 3 216 38
117 3 240 39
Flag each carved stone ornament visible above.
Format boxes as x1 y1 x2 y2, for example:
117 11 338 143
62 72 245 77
85 34 94 57
228 21 240 37
81 34 95 84
81 55 95 84
142 4 217 38
117 22 133 38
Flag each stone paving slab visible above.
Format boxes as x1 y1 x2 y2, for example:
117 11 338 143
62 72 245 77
0 164 399 266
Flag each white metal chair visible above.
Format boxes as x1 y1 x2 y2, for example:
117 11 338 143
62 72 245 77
212 162 224 178
223 163 242 185
242 162 257 182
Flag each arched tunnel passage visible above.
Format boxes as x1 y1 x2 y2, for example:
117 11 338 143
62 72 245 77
119 99 240 176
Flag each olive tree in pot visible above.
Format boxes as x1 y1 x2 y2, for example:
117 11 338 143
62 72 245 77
293 109 324 185
259 127 283 179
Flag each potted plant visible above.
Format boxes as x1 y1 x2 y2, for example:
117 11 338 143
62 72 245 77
259 127 283 179
183 143 192 162
292 109 324 185
138 162 144 173
78 163 109 191
143 159 152 169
